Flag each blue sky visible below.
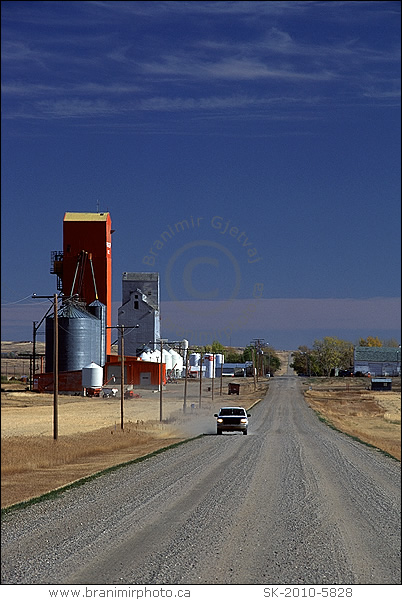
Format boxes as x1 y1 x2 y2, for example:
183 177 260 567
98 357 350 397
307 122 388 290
1 1 401 349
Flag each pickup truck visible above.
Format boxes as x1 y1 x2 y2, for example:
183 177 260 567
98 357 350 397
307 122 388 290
214 406 250 435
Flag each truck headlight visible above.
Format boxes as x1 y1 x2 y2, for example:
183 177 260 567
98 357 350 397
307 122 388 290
217 418 223 423
240 418 248 423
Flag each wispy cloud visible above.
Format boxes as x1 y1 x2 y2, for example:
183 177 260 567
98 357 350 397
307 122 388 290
1 1 399 129
1 82 144 96
139 55 335 82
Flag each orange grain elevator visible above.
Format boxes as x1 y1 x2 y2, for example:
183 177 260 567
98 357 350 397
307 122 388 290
51 212 113 355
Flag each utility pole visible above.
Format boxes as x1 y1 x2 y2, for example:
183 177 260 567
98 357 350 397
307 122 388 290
32 321 36 391
107 323 138 429
199 349 203 408
252 347 257 390
32 293 59 439
159 339 168 421
53 293 58 440
211 353 215 404
183 350 189 413
31 302 53 391
120 325 125 429
251 338 265 383
160 339 163 422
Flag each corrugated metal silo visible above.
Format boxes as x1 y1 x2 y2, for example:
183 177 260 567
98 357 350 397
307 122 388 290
46 301 101 373
88 300 106 366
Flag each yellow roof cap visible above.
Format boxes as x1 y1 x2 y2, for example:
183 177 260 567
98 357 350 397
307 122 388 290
64 212 110 222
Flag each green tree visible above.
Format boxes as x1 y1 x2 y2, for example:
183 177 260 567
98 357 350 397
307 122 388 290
211 340 225 354
242 346 254 362
245 345 281 375
225 348 244 362
313 337 353 376
264 351 280 375
291 338 353 376
290 346 315 376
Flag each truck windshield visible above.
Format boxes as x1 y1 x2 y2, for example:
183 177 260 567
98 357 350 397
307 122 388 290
219 408 245 416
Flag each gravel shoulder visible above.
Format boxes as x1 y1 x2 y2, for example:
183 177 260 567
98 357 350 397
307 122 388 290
1 376 400 585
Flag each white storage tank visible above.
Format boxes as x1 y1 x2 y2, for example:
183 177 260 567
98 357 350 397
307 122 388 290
215 353 224 377
151 349 161 362
189 353 200 367
140 351 151 361
204 354 215 378
163 349 173 371
182 339 189 363
82 362 103 389
169 349 183 375
215 353 224 367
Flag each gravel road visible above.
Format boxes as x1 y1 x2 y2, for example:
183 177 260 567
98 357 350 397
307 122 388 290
1 376 400 585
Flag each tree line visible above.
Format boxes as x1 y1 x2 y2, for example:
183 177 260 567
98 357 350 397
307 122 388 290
192 340 281 375
290 336 400 377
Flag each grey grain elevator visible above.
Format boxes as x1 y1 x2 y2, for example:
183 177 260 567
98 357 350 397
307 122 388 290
118 272 160 356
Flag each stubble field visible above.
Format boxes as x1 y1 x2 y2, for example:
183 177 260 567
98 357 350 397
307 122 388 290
1 378 268 508
303 377 401 461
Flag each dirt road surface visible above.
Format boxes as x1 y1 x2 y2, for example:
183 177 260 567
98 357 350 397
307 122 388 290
1 376 400 585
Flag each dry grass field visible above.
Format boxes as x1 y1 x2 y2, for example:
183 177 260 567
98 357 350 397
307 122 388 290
303 377 401 461
1 377 268 508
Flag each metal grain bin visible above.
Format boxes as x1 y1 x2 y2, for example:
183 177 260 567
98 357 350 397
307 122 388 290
82 362 103 389
45 302 101 373
88 300 106 366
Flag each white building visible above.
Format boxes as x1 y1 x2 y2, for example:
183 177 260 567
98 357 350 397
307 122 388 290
353 346 401 377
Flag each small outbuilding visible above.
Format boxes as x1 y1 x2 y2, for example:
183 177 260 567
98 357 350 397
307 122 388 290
371 378 392 391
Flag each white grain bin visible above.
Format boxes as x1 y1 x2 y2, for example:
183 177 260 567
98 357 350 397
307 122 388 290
162 349 173 371
82 362 103 389
151 349 161 362
182 339 189 363
215 353 224 367
140 351 151 361
189 353 200 367
215 353 224 377
204 354 215 378
169 349 183 376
